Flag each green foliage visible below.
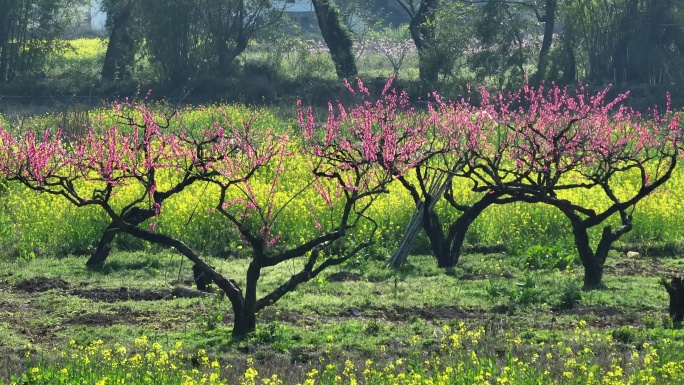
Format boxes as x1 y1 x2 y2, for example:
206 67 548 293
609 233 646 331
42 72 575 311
433 1 475 85
0 0 86 83
557 278 583 310
611 325 639 344
522 244 578 271
102 0 276 83
467 1 535 89
561 0 684 84
196 286 225 332
509 274 544 307
486 278 507 299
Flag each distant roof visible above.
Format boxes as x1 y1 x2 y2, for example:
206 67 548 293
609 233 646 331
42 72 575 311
273 0 314 13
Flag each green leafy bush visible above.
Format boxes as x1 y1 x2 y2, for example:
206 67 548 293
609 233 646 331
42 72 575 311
522 244 578 270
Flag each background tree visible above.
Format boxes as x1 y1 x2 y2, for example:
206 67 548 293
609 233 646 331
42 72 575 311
467 1 535 89
394 0 440 83
312 0 358 79
562 0 684 84
100 0 276 84
100 0 137 81
0 0 84 83
198 0 275 74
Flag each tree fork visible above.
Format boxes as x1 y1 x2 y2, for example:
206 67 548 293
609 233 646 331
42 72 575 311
87 207 157 266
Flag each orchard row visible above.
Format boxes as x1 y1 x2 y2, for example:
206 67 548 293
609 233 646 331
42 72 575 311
0 78 680 335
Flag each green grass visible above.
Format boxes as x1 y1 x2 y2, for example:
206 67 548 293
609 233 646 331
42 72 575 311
1 251 684 383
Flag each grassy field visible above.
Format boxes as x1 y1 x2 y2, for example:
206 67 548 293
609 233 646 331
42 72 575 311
1 251 684 383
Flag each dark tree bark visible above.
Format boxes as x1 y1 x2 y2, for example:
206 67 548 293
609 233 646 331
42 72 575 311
87 207 155 266
215 35 248 73
101 2 135 82
394 170 505 268
424 190 503 268
88 222 118 266
193 263 216 292
663 277 684 323
397 0 439 83
560 34 576 83
552 204 633 289
312 0 358 79
534 0 557 83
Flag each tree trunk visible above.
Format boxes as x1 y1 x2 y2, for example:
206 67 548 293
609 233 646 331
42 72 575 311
573 229 605 289
663 277 684 323
440 193 502 267
214 35 247 74
571 213 632 290
583 261 604 290
568 219 603 289
231 260 261 338
101 3 134 82
416 49 439 84
561 35 576 83
86 222 119 267
408 0 439 84
423 210 451 267
534 0 557 83
232 310 257 338
86 208 156 266
312 0 358 79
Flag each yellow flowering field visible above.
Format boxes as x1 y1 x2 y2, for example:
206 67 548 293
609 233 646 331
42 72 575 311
6 317 684 384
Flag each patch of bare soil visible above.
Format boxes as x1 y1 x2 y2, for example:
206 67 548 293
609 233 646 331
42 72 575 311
327 271 364 282
13 277 175 302
169 277 195 286
374 305 486 322
605 258 684 277
70 287 171 302
14 277 71 293
64 307 156 326
554 305 644 328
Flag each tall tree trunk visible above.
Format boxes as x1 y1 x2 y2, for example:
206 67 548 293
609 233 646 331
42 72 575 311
561 34 576 83
312 0 358 79
101 3 134 82
408 0 439 84
534 0 557 83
